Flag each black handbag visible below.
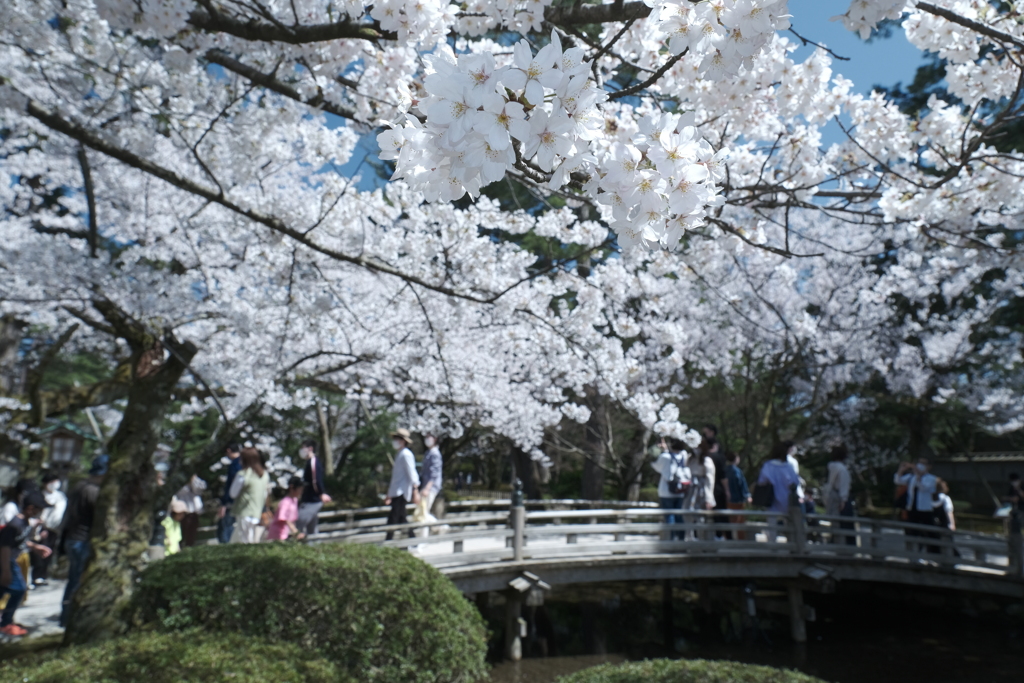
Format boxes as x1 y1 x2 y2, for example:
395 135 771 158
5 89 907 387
752 480 775 508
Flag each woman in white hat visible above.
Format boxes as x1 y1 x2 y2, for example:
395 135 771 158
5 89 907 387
384 429 420 541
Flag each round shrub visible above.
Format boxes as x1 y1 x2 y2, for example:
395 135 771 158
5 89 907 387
557 659 828 683
131 543 488 683
0 630 342 683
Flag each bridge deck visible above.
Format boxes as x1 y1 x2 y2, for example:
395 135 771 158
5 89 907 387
299 502 1023 598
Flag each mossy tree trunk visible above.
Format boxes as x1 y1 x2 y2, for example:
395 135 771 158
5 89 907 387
64 299 196 645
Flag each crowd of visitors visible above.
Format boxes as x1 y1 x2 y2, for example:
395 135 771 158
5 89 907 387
4 421 1022 641
650 425 975 545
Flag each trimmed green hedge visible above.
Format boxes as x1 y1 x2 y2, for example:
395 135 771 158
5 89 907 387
131 543 488 683
557 659 829 683
0 630 342 683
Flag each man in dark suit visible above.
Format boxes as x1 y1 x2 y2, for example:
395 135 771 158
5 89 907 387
297 439 330 535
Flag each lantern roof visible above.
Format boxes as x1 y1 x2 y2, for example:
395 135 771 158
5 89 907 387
38 420 100 442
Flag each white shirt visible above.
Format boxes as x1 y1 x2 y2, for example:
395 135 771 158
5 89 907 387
686 454 716 506
895 471 937 511
41 489 68 529
826 461 851 502
787 454 800 476
0 501 19 525
388 447 420 500
652 451 690 499
936 492 953 517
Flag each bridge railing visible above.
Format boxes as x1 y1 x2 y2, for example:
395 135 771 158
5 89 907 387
304 503 1022 579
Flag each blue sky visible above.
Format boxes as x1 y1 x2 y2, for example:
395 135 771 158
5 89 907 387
336 3 929 188
787 0 925 96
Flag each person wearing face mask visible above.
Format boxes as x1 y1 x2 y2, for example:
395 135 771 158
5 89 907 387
894 457 939 553
30 474 66 587
384 429 420 541
296 439 331 536
420 435 443 517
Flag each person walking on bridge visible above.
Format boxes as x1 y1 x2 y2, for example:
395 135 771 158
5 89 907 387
756 441 800 542
420 434 443 516
683 440 716 541
724 452 750 540
895 457 939 554
825 444 855 546
385 429 420 541
297 439 331 536
653 438 691 540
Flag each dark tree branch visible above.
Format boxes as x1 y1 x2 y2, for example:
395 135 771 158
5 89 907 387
205 49 361 122
607 48 688 100
23 99 505 304
545 1 652 26
187 7 389 43
916 2 1024 50
77 145 99 257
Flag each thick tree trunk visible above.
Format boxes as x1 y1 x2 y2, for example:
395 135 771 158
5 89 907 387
510 446 540 499
581 390 608 501
624 428 651 502
0 315 26 395
64 302 196 644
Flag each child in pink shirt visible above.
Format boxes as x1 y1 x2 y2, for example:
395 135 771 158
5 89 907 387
266 477 305 541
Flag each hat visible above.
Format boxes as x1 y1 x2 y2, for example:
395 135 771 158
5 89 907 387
170 500 188 514
22 490 51 510
89 454 110 476
390 428 413 443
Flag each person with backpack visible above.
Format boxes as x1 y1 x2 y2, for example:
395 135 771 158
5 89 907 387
755 441 801 541
653 437 691 540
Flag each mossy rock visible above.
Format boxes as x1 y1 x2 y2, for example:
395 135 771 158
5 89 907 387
0 630 343 683
557 658 829 683
130 542 488 683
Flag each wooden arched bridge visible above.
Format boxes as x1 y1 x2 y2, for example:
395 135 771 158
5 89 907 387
200 497 1024 653
299 497 1024 652
307 498 1023 595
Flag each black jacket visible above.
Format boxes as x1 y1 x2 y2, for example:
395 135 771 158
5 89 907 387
301 456 327 504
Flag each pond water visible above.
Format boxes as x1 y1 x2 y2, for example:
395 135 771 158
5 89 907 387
483 580 1024 683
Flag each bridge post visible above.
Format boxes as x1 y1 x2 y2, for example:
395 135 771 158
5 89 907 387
1009 511 1024 578
511 478 525 562
504 590 524 661
788 494 807 555
787 584 807 643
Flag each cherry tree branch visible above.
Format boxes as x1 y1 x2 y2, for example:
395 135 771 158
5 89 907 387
205 49 362 123
22 99 507 305
915 2 1024 50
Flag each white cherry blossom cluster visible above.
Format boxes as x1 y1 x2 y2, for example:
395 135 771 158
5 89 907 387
457 0 554 36
595 111 727 249
378 34 606 202
647 0 793 80
833 0 909 40
370 0 459 49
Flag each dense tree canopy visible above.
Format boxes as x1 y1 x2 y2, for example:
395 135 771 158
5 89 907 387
2 0 1024 639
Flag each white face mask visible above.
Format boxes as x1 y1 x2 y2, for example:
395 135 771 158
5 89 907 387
46 481 60 493
392 440 404 451
424 437 436 448
916 463 927 473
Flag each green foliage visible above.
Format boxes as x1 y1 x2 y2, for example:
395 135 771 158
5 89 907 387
130 543 489 683
0 630 344 683
557 658 828 683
